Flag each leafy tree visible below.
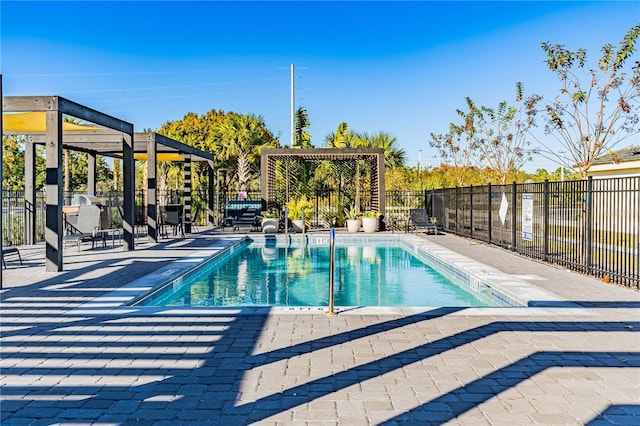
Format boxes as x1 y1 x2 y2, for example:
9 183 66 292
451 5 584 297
385 166 418 191
429 120 484 187
457 83 537 184
158 111 221 199
215 113 279 192
527 25 640 178
159 109 278 193
526 166 578 183
112 159 122 191
293 107 312 148
2 135 111 191
2 135 27 190
65 151 112 192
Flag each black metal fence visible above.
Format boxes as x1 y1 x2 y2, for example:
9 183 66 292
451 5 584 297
1 189 209 246
2 190 46 246
4 177 638 288
430 177 639 289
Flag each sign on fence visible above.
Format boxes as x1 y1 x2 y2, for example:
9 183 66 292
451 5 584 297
522 193 533 241
499 193 508 225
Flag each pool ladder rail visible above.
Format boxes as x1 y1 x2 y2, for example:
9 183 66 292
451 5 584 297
327 226 337 316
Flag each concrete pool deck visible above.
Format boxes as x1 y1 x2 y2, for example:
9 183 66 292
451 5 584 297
1 228 639 425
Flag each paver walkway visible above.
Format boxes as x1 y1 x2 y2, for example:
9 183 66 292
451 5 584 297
1 230 639 425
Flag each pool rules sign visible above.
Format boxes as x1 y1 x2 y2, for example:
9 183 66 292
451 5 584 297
522 194 534 241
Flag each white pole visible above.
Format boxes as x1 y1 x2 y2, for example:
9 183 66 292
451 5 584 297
290 63 295 147
418 149 422 189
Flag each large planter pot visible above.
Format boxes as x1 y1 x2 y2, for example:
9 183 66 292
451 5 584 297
292 219 307 233
362 217 378 233
346 219 361 233
262 218 279 234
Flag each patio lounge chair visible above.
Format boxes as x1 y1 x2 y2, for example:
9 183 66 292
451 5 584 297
64 204 107 250
406 208 438 235
2 246 22 269
233 208 261 232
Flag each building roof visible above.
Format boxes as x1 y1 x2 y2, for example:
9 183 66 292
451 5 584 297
592 145 640 165
587 145 640 177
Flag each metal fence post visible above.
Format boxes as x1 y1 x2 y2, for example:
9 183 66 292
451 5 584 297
469 185 474 238
487 183 492 243
585 176 593 274
543 179 549 261
455 186 459 235
511 181 517 250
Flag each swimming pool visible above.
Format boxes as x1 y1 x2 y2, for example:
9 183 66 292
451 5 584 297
133 236 514 308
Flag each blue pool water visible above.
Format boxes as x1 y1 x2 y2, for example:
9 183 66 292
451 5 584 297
136 241 508 307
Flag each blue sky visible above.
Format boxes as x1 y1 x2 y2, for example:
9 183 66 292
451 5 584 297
2 1 638 171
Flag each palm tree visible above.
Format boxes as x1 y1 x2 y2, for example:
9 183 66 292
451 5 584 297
323 123 367 207
293 107 312 148
325 122 358 148
356 131 406 168
216 113 276 192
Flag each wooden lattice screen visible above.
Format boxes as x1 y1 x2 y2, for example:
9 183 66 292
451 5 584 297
260 148 385 216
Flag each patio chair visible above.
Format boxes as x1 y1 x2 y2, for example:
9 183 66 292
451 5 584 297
64 204 107 250
406 208 438 235
162 204 184 238
115 201 146 239
2 246 22 269
182 204 201 234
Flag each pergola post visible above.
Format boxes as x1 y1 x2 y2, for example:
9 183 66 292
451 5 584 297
376 150 385 214
24 141 37 245
208 161 215 227
183 154 192 228
87 152 96 195
146 135 158 243
122 132 135 250
45 111 64 272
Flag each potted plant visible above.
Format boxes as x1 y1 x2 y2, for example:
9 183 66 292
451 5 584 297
344 205 361 233
286 195 314 233
320 209 339 228
362 210 379 233
261 210 280 234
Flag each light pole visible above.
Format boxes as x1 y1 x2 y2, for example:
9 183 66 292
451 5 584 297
290 64 294 147
418 150 423 190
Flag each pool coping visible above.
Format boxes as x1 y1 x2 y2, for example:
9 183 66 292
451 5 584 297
69 233 586 316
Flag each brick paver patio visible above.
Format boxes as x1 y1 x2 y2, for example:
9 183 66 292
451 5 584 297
1 230 639 425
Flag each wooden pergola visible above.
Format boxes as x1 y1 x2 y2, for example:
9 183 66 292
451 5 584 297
260 148 385 213
2 95 215 272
